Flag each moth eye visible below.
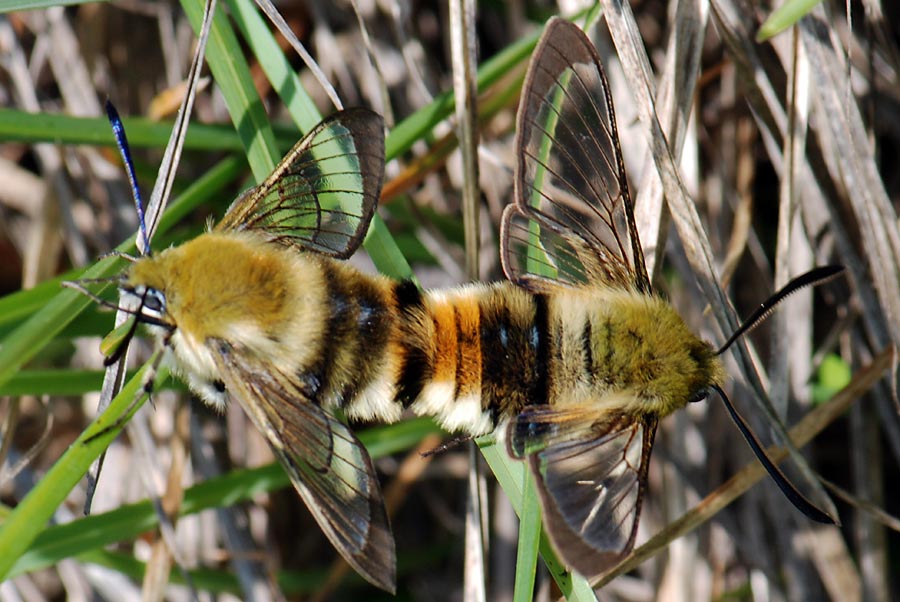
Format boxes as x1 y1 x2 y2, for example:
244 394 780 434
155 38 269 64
688 389 709 404
142 288 166 316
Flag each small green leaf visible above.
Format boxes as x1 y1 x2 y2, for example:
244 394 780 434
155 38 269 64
757 0 824 42
812 353 852 404
99 320 133 357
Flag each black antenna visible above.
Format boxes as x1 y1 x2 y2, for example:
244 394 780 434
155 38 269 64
712 384 834 523
712 265 845 523
105 100 151 255
717 265 845 355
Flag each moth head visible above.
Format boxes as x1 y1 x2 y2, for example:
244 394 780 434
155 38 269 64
119 283 168 325
63 254 178 367
677 338 725 407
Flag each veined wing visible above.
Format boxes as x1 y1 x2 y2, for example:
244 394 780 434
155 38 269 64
210 338 395 593
502 17 650 294
216 108 385 259
508 404 657 577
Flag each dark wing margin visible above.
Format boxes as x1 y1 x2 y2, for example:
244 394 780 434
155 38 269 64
508 404 657 578
502 17 650 294
210 339 396 593
216 108 385 259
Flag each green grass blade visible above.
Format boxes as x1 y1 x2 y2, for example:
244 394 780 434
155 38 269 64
385 27 541 162
225 0 413 281
0 0 107 13
7 417 440 579
0 272 82 330
180 0 279 179
0 370 110 396
0 108 239 150
0 365 153 579
513 467 540 602
480 440 598 601
0 264 121 391
226 0 320 131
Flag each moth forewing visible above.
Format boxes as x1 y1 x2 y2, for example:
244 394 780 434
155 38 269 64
511 17 649 295
531 417 656 579
506 403 659 577
212 345 395 591
215 108 385 258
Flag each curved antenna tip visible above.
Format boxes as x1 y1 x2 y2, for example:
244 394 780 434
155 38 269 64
105 99 152 255
717 265 846 355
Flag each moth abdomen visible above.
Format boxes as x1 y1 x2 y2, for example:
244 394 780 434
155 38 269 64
478 285 548 418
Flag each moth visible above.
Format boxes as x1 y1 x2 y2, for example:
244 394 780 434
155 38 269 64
74 16 839 592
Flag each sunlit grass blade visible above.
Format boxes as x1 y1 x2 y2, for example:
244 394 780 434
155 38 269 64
480 440 598 601
513 467 541 602
179 0 279 179
0 365 154 579
5 417 440 580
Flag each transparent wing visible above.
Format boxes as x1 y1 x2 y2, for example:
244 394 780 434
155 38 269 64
210 339 395 593
508 404 657 577
216 108 385 259
503 17 650 293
